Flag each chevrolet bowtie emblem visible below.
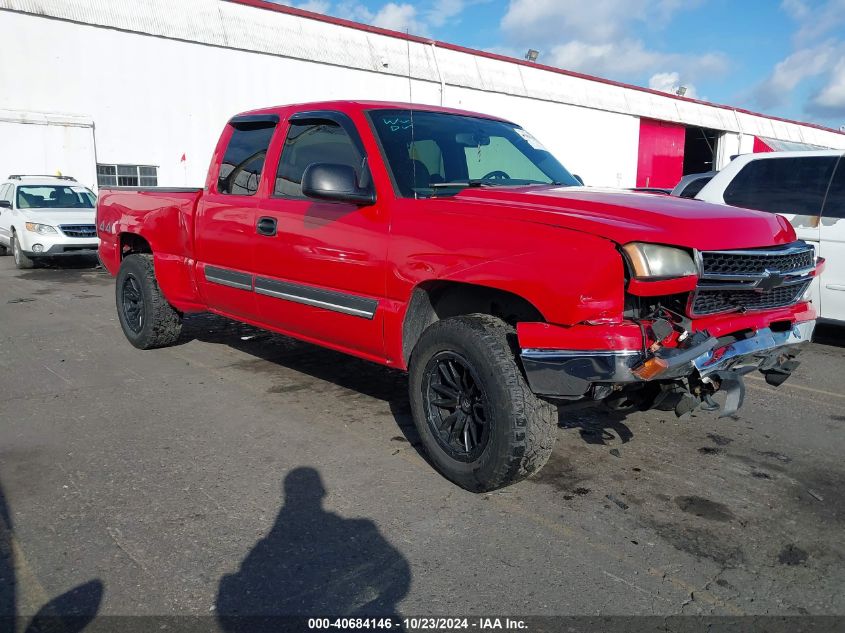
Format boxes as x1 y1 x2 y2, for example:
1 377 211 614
755 269 786 292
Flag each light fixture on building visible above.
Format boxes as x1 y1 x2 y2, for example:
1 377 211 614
676 86 687 97
525 49 539 62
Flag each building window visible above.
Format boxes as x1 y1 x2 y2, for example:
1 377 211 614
97 165 116 187
97 164 158 187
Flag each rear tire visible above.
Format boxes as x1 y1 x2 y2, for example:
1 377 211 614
408 314 557 492
11 233 35 269
115 254 182 349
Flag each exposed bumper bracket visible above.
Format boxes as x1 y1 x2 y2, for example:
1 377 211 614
520 320 815 400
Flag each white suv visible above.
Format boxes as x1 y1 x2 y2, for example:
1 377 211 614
696 151 845 325
0 175 99 269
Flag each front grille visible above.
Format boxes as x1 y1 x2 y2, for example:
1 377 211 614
702 247 814 277
690 241 815 317
59 224 97 238
692 281 811 316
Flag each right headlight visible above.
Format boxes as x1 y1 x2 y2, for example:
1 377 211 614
622 242 698 279
25 222 58 235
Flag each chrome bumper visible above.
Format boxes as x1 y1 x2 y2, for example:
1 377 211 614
521 320 815 397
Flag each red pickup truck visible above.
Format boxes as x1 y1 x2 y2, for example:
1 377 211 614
98 101 822 491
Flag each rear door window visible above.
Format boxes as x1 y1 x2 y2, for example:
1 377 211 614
218 123 276 196
723 156 837 216
821 158 845 219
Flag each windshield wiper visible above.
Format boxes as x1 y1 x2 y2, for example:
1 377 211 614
430 180 493 189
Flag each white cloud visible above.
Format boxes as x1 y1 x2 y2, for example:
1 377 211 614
269 0 331 13
754 42 839 109
371 3 422 32
540 38 726 83
499 0 723 84
753 2 845 121
501 0 698 44
547 40 658 76
790 0 845 44
426 0 466 28
297 0 331 13
334 1 375 22
317 0 465 35
781 0 809 20
809 56 845 116
648 71 698 99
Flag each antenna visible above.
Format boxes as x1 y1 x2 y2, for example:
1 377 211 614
406 30 417 199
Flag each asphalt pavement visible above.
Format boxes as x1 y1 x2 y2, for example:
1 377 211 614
1 256 843 624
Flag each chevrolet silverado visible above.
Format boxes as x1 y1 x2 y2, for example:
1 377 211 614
97 101 823 491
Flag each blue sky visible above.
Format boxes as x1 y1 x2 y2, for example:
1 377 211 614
273 0 845 129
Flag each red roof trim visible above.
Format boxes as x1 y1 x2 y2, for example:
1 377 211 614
226 0 844 137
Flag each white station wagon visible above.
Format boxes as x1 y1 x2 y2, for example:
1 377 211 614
0 175 99 269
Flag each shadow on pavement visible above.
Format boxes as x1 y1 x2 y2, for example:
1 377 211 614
216 467 410 630
0 478 103 633
557 403 635 445
177 313 646 452
35 255 100 270
178 313 426 451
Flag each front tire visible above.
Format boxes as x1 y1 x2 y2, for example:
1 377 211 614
409 315 557 492
11 233 35 269
115 254 182 349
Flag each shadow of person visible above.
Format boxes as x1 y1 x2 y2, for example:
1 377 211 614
216 467 410 631
0 478 103 633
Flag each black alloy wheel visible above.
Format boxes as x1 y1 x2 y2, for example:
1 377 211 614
408 315 558 491
121 274 145 334
114 254 182 349
423 351 491 461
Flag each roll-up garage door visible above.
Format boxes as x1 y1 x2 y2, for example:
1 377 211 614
636 118 685 188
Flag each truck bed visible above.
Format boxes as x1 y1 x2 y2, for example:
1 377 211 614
97 187 205 311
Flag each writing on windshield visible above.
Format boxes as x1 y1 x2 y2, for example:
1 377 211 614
368 109 578 198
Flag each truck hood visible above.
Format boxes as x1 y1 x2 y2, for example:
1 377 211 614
452 186 796 251
21 208 96 228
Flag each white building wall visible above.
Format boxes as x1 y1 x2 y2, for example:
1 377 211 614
0 8 639 187
0 110 96 189
715 133 740 171
0 0 843 190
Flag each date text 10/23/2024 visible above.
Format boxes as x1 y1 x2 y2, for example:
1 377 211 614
308 618 529 630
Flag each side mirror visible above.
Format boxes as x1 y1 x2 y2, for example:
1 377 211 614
572 174 585 185
0 200 11 209
302 163 375 206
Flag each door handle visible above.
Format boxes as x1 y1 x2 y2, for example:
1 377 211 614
256 216 277 237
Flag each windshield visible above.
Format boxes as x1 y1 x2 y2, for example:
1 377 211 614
368 109 579 198
16 185 96 209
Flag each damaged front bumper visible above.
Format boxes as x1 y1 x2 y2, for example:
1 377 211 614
520 320 815 416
